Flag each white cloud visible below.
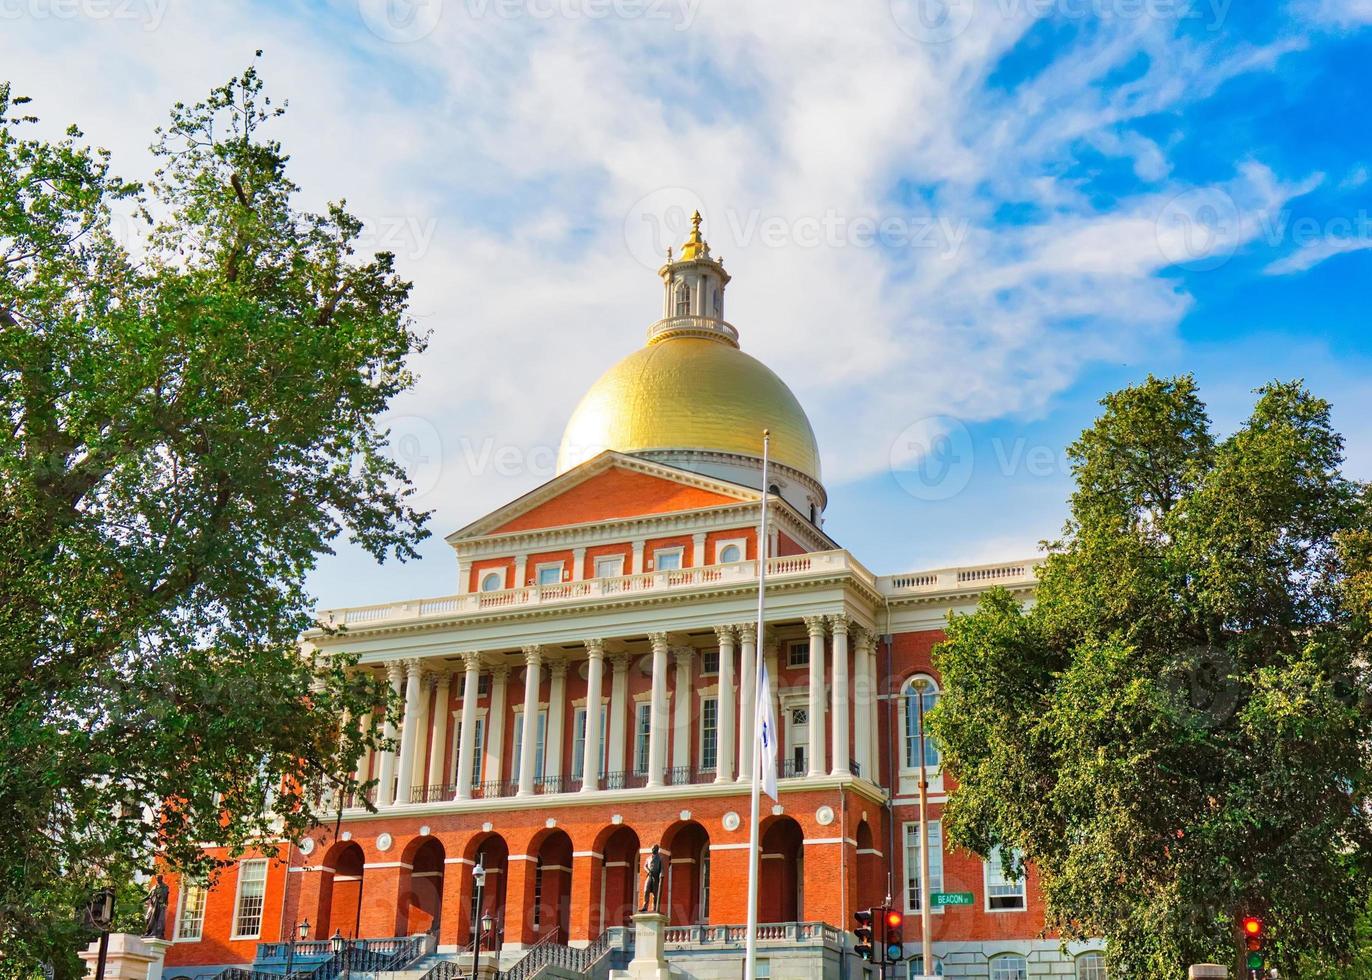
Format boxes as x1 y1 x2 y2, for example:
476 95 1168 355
1264 236 1372 275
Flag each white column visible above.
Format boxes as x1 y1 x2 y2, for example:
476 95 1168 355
853 627 872 781
355 710 375 787
394 659 424 805
671 646 692 775
805 616 828 776
646 633 669 788
631 541 646 575
868 637 881 784
456 560 469 595
455 652 482 800
572 547 587 582
736 623 756 782
487 665 509 792
582 639 606 792
607 652 630 778
377 663 404 806
518 646 543 796
830 614 851 777
765 631 782 774
514 554 528 587
691 532 707 567
714 626 736 783
426 670 452 792
546 659 568 786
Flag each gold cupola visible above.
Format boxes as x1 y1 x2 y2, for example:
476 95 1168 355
556 213 826 520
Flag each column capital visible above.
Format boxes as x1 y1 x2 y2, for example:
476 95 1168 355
522 644 544 666
713 624 737 643
828 612 851 635
803 615 828 637
387 661 407 683
608 651 631 672
672 646 694 667
735 622 757 644
424 669 447 690
461 651 484 672
585 638 606 658
647 631 671 652
401 657 424 676
489 663 511 681
549 658 569 679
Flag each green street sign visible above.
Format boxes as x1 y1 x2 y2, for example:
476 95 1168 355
931 891 975 907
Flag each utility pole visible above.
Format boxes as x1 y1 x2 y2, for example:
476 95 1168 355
913 678 933 975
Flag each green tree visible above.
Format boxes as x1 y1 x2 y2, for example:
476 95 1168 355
0 61 428 976
931 375 1372 977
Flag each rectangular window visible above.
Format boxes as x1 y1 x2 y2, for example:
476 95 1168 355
787 641 810 668
985 847 1027 911
653 548 683 571
231 860 268 939
904 821 944 914
175 881 208 941
594 555 625 579
701 650 720 675
536 563 564 586
532 860 544 928
571 706 606 779
470 717 485 785
700 697 718 770
511 709 548 780
634 702 652 773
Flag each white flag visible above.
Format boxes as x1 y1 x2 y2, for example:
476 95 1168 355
756 657 778 802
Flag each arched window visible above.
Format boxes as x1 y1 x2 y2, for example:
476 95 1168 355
480 571 504 592
675 283 691 315
990 954 1028 980
711 287 720 315
910 956 944 976
719 544 742 563
1076 952 1107 980
902 675 940 770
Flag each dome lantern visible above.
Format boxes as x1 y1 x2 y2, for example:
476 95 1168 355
652 211 736 346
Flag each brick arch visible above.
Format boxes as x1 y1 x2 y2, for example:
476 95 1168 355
759 815 804 924
398 837 445 938
855 818 882 912
316 840 366 939
456 833 509 949
659 820 711 925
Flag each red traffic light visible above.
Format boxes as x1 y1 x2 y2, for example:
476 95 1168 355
886 909 903 929
1242 917 1263 937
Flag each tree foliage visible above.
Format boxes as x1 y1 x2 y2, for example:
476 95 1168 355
0 62 427 975
931 375 1372 976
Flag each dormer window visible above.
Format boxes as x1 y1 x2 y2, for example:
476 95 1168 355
675 283 691 316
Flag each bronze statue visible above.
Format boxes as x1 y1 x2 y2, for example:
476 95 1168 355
639 844 663 913
143 876 169 938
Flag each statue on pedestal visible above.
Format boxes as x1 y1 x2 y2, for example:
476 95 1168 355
142 877 169 938
638 844 663 913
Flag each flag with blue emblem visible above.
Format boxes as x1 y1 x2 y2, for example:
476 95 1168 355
756 657 778 802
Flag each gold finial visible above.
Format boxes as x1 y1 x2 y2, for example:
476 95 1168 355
679 209 708 260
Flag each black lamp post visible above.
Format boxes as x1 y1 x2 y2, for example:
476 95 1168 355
471 860 487 980
330 929 346 980
284 918 309 979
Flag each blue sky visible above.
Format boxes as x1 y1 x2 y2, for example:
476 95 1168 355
3 0 1369 608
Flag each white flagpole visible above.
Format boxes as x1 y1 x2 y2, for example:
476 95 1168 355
744 430 771 980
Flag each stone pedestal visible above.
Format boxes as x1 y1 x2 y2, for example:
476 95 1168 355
79 935 172 980
619 912 672 980
1189 966 1228 979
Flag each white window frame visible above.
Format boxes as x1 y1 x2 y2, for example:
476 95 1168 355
174 880 208 941
230 859 269 940
593 555 625 579
651 547 684 572
479 570 505 592
700 649 720 676
699 696 718 771
983 846 1027 912
902 820 944 916
633 702 653 773
511 707 548 780
452 709 487 786
989 954 1028 980
571 704 608 779
1075 951 1107 980
910 955 944 977
786 641 810 668
901 675 941 772
535 562 565 586
715 538 746 564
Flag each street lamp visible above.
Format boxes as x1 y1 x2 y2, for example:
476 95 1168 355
284 917 310 979
913 677 933 974
471 859 487 980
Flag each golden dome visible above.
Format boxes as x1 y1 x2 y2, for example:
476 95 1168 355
557 335 823 482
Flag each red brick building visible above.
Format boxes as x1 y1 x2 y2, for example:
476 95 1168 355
160 218 1104 980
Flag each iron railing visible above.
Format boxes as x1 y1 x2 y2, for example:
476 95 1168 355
496 927 561 980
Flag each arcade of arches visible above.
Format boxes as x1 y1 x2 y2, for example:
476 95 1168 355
292 811 879 949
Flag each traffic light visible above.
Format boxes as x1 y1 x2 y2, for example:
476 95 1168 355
884 907 905 962
1242 916 1264 978
854 909 876 962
